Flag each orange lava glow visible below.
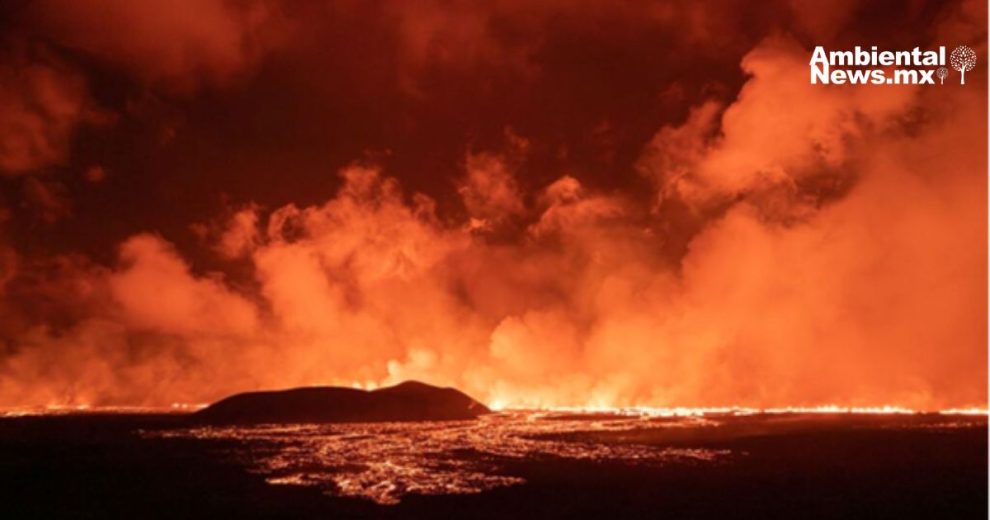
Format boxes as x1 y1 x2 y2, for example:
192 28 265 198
530 405 922 416
0 403 208 417
4 403 985 419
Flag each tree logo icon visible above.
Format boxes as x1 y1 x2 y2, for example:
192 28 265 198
949 46 976 85
936 67 948 84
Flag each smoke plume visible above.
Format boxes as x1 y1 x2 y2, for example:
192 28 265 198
0 0 985 409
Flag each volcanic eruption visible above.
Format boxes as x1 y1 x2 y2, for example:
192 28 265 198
0 0 986 517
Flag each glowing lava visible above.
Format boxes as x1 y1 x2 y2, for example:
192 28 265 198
150 411 729 504
143 406 988 505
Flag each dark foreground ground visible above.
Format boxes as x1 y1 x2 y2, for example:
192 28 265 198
0 412 985 519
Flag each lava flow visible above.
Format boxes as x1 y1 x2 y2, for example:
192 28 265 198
146 407 986 505
150 411 730 505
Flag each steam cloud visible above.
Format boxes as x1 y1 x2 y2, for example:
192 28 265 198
0 0 985 409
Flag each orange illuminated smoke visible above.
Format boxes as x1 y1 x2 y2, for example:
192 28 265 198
0 0 985 415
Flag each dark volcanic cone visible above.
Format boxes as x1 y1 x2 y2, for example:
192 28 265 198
193 381 490 425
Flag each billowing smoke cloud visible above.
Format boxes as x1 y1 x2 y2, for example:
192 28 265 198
0 0 984 409
640 37 917 208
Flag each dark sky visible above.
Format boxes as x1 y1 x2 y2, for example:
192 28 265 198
0 0 951 263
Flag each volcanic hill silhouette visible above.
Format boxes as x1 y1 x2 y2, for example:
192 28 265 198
193 381 490 424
